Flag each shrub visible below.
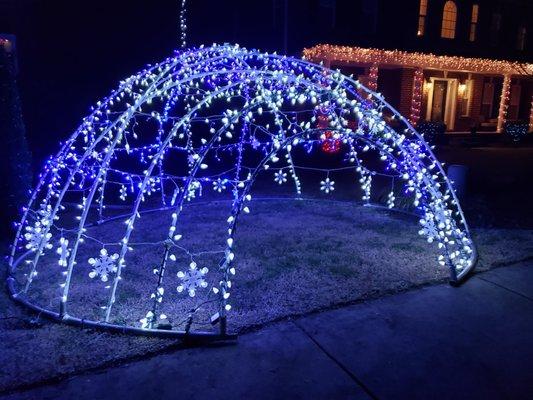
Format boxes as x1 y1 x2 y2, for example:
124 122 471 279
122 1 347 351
416 121 447 145
503 121 530 143
0 43 32 237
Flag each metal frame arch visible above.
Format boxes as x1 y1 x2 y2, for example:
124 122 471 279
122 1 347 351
6 44 477 342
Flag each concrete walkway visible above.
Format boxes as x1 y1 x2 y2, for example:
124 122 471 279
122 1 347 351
3 261 533 400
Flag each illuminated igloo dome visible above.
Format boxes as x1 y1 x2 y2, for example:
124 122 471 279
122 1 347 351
7 44 476 340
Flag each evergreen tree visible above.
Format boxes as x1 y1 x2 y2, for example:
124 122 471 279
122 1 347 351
0 41 32 239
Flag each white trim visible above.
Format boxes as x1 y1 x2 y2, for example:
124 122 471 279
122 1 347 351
464 79 474 117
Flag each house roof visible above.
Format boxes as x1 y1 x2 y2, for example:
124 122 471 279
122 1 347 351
303 44 533 76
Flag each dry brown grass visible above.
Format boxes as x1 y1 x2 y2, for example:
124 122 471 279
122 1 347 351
2 198 532 392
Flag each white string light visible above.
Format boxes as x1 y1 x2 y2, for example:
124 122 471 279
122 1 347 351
179 0 187 48
8 44 477 336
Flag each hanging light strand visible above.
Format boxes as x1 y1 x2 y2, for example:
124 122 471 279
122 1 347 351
179 0 187 48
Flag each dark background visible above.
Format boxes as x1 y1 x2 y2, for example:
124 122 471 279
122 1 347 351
1 0 532 233
2 0 532 164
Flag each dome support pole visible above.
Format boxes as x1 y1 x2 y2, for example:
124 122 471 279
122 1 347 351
6 274 236 342
60 128 125 318
147 241 171 329
105 80 249 323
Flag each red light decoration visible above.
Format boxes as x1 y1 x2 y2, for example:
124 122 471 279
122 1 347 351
321 131 341 153
367 64 379 92
409 69 423 126
317 113 341 154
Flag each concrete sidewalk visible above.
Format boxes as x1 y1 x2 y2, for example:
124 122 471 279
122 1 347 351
3 261 533 400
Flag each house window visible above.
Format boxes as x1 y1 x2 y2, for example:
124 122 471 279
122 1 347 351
469 4 479 41
441 1 457 39
418 0 428 36
517 27 527 50
490 13 501 45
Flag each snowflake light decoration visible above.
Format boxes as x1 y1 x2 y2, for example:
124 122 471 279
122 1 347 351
88 248 119 282
251 137 261 149
177 262 209 297
24 221 53 253
274 170 288 184
419 217 438 243
24 204 54 252
213 178 227 193
56 237 70 267
320 177 335 194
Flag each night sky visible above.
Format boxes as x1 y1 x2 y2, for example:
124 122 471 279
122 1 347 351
10 0 533 165
13 0 290 164
13 1 175 162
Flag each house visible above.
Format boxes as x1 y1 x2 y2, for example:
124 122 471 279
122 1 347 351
183 0 533 133
303 44 533 132
299 0 533 133
2 0 532 135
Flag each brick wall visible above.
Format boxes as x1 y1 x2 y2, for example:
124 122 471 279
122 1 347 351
398 68 415 118
469 74 484 124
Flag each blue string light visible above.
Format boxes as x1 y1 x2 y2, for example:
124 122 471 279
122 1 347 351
8 44 477 335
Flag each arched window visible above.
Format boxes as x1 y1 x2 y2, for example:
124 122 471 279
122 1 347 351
441 1 457 39
469 4 479 41
418 0 428 36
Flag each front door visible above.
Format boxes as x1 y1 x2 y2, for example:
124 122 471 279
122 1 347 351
431 80 448 122
426 78 457 130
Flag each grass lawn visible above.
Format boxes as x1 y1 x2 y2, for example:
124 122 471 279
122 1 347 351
2 198 532 393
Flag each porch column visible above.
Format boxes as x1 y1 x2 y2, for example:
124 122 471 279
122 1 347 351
367 63 379 92
409 69 423 126
497 74 511 132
